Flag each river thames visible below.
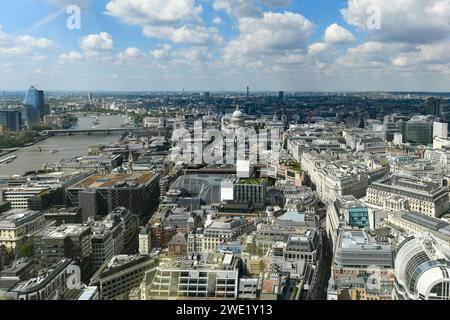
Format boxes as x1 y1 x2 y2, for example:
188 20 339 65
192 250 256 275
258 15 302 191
0 114 127 176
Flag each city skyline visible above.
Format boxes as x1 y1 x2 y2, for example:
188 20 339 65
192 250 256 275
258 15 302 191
2 0 450 91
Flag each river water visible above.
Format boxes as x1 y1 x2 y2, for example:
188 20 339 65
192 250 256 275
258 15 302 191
0 114 127 176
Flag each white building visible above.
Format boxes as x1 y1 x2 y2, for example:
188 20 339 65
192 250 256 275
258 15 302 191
433 122 448 139
138 227 151 255
393 233 450 300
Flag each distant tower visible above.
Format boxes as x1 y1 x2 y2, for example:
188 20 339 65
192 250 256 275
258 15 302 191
426 97 441 117
88 92 93 102
245 86 252 115
204 91 210 105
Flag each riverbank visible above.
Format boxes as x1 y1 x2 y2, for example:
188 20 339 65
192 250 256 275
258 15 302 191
0 135 50 158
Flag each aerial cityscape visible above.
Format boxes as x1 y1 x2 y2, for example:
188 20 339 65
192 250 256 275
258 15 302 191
1 0 450 306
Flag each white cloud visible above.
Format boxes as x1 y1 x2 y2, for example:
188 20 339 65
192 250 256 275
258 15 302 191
341 0 450 44
392 56 408 67
224 11 315 62
105 0 202 25
323 23 355 44
246 60 264 70
171 25 223 45
118 47 144 60
308 42 330 55
212 16 223 25
0 27 54 56
178 47 212 61
149 44 172 59
60 50 84 61
213 0 261 18
105 0 222 45
80 32 113 51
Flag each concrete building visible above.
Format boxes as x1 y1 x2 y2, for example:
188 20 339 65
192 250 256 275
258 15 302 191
328 229 395 300
138 227 151 255
326 196 370 248
301 152 369 204
89 255 159 300
0 209 49 254
34 224 91 270
143 253 240 300
90 224 114 270
221 177 267 206
8 259 80 300
433 122 448 139
366 175 449 218
0 186 57 210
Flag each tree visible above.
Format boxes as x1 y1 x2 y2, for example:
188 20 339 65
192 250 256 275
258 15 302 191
17 240 34 258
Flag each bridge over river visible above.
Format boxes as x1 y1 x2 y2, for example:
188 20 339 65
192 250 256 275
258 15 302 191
43 127 139 136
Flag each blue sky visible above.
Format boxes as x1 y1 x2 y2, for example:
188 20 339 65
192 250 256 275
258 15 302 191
1 0 450 91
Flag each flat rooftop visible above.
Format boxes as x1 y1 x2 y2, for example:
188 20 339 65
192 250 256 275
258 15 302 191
0 209 42 228
39 224 90 239
69 172 154 189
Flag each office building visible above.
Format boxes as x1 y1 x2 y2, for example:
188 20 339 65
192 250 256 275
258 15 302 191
138 227 151 255
0 185 58 210
426 97 441 117
66 173 160 217
393 233 450 300
366 175 449 218
0 209 49 254
328 229 395 300
433 122 448 139
405 115 435 145
220 178 267 207
34 224 91 270
326 196 370 247
143 253 240 300
89 255 159 300
43 207 83 226
0 110 22 132
8 259 80 300
23 86 45 127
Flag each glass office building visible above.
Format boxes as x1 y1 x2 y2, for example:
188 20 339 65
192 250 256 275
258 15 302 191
23 86 45 127
0 110 22 131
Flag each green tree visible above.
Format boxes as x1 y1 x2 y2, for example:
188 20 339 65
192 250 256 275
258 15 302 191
17 240 34 258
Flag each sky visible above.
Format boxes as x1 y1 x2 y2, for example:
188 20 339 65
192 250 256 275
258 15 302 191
1 0 450 92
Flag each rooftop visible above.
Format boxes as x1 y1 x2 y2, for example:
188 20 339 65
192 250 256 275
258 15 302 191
70 172 154 189
0 209 43 228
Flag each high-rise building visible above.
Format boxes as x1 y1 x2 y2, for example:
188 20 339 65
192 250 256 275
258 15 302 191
0 110 22 131
278 91 284 101
66 173 160 217
433 122 448 139
405 115 435 145
203 91 210 105
23 86 45 127
426 97 441 117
